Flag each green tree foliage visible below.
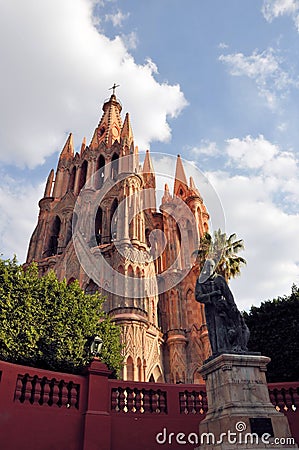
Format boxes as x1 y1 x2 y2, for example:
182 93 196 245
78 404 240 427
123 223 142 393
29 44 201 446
193 229 246 281
243 285 299 382
0 257 123 376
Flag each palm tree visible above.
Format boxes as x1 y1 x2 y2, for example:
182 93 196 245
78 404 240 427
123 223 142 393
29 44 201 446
193 229 246 282
214 230 246 281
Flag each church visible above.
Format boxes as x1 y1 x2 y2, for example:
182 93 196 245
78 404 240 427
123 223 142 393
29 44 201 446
26 87 211 383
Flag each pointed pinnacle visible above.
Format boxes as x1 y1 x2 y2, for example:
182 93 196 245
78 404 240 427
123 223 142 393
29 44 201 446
143 149 154 174
80 137 86 155
60 133 74 159
189 176 196 189
44 169 54 197
174 154 188 196
162 183 172 204
174 154 188 185
121 112 134 143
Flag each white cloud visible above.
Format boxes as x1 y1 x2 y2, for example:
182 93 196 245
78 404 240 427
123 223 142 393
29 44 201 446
121 31 138 50
264 151 298 178
219 48 298 108
225 135 299 206
0 0 187 168
227 134 298 180
218 42 229 49
277 122 288 132
206 171 299 310
190 135 299 308
226 135 278 169
105 9 129 27
220 49 280 79
0 175 44 262
262 0 299 30
190 141 220 157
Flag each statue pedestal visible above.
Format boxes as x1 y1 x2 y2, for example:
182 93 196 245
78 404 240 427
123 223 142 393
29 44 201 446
197 354 297 449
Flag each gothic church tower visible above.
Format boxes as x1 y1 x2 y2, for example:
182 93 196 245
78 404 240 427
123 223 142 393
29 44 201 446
27 88 211 383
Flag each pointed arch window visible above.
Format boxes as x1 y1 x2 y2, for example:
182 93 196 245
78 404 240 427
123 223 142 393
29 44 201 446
68 166 76 192
186 289 194 326
72 212 78 232
145 228 151 248
85 279 99 295
95 206 103 245
176 223 182 245
96 155 105 189
65 214 73 247
126 356 134 381
135 266 141 301
127 265 134 277
186 219 195 267
157 304 162 329
48 215 61 256
137 357 142 381
78 160 88 192
110 198 118 241
111 153 119 179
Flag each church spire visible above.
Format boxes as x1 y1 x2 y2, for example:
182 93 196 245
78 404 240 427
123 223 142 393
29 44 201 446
90 85 123 149
173 154 188 197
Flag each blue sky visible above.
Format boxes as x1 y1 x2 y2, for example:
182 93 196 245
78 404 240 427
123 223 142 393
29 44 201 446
1 0 299 309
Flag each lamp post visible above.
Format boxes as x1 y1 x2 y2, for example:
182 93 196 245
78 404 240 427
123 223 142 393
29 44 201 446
90 335 103 358
83 335 112 450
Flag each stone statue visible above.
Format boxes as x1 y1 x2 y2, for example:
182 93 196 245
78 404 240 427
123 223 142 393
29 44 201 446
195 259 249 356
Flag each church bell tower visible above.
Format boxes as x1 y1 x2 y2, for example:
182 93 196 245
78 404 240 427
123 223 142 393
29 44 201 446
26 86 211 382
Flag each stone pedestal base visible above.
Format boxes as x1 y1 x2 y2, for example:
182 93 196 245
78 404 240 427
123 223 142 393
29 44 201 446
197 354 298 449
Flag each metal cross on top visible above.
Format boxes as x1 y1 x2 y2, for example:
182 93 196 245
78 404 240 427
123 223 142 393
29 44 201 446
109 83 120 95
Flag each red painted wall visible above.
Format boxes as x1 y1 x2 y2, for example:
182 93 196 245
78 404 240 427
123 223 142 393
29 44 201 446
0 359 298 450
0 361 86 450
109 380 207 450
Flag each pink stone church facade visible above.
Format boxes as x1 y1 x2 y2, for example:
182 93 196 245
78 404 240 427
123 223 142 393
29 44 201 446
26 90 211 383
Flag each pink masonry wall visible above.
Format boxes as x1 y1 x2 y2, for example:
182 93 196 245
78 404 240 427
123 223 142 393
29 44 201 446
0 359 298 450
